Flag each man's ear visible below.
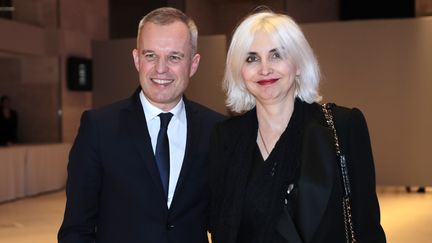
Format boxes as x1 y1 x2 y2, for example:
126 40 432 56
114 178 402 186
132 49 140 71
189 53 201 77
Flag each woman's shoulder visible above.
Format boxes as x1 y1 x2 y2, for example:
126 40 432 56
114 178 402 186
218 108 257 131
305 101 366 123
302 101 369 136
322 103 370 152
329 103 368 128
212 109 257 148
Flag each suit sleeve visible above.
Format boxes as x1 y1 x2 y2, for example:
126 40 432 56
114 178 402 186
346 108 386 243
208 122 229 236
58 111 102 243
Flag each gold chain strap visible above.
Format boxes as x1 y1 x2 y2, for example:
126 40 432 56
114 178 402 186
322 103 357 243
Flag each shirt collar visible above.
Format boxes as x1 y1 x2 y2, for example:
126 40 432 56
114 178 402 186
139 90 184 123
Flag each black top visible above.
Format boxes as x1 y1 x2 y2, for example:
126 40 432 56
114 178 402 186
209 99 386 243
236 99 304 243
237 145 271 243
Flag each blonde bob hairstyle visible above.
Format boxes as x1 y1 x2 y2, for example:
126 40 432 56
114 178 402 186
224 10 322 113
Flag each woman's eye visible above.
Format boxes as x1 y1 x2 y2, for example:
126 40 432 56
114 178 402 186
271 51 282 60
246 55 259 63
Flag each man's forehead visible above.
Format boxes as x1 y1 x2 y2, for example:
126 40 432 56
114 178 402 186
141 49 185 56
141 21 189 34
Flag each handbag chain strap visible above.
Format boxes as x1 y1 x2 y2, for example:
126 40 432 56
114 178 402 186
322 103 357 243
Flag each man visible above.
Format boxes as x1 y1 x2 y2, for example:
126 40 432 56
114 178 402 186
58 7 224 243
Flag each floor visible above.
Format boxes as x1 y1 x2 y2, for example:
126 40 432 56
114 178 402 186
0 187 430 243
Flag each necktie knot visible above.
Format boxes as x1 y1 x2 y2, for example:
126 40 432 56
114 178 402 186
159 112 173 129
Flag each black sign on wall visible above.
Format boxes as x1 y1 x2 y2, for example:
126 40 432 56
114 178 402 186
0 0 13 19
67 57 93 91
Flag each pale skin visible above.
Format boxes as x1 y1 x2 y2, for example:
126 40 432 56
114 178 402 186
132 21 200 111
241 31 300 160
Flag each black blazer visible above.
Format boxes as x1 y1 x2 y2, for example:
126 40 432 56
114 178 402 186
58 89 225 243
209 101 386 243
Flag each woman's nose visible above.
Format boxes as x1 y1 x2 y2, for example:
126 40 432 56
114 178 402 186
259 61 273 75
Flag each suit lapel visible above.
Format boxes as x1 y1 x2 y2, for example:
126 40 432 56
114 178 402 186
296 123 337 243
171 98 195 198
121 89 167 201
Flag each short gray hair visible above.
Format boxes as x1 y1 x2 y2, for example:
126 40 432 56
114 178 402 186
137 7 198 55
224 10 322 113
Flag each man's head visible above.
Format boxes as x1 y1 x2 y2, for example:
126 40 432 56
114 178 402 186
136 7 198 55
132 7 200 111
0 95 11 109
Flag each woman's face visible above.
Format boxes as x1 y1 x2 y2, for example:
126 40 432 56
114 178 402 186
241 31 298 107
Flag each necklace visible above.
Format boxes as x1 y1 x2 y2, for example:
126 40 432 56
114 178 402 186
258 128 271 157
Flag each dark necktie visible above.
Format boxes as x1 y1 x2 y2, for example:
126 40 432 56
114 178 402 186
155 112 173 198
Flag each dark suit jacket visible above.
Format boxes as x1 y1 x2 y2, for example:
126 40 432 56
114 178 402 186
58 89 225 243
209 101 386 243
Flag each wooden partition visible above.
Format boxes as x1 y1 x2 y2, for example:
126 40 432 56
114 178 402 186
0 144 71 203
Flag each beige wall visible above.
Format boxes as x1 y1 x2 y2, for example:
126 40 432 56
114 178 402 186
186 0 217 35
302 17 432 185
59 0 109 142
0 0 339 143
0 19 60 143
284 0 340 23
2 0 430 185
0 0 108 143
186 0 340 39
93 17 432 186
92 39 138 108
186 35 227 114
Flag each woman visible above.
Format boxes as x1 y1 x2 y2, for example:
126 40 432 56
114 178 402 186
208 9 386 243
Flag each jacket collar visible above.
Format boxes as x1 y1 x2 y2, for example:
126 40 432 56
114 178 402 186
122 88 199 211
277 103 337 243
296 122 337 243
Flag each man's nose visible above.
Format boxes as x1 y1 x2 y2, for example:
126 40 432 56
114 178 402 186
155 57 168 73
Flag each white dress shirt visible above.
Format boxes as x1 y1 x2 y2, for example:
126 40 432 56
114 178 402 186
140 91 187 208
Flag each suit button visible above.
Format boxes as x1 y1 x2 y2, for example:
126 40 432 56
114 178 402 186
166 223 174 231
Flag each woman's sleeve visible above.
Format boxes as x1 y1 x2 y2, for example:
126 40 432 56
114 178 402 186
346 108 386 243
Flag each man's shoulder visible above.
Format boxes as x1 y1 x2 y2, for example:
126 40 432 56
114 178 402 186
221 108 255 128
211 109 256 141
84 97 132 119
185 99 225 122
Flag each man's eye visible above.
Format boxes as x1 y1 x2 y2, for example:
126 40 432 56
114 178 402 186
169 55 182 62
246 55 259 63
144 53 156 60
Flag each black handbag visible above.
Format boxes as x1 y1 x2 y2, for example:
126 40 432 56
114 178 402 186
322 103 357 243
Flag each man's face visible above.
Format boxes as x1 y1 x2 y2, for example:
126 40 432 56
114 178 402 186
132 21 200 111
